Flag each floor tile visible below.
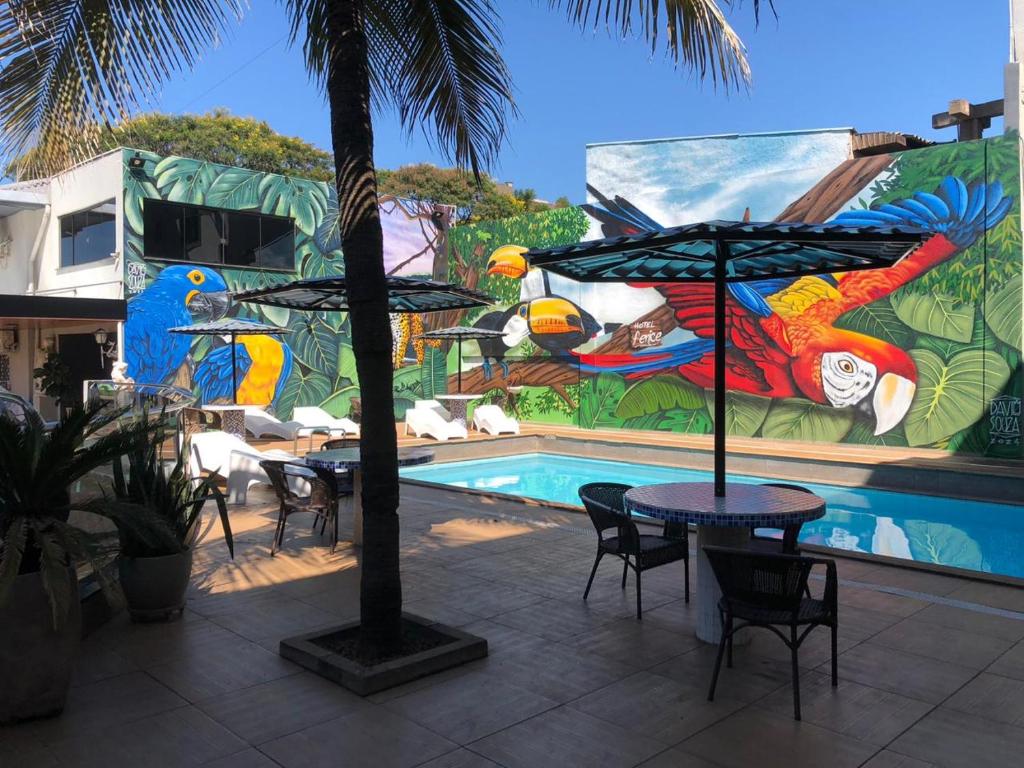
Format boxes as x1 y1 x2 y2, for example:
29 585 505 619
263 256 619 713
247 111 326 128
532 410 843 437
384 669 557 744
205 595 339 643
831 642 977 704
415 748 503 767
569 670 744 745
682 708 876 768
755 669 932 745
910 602 1024 643
890 707 1024 768
838 587 929 618
198 671 368 744
200 747 282 767
651 644 791 704
869 617 1013 669
489 642 634 702
945 581 1024 613
988 640 1024 680
490 598 619 641
635 746 727 767
260 707 456 768
470 706 665 768
943 672 1024 726
860 751 937 767
571 618 701 669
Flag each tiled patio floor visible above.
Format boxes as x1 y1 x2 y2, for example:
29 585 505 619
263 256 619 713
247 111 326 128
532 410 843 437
5 483 1024 767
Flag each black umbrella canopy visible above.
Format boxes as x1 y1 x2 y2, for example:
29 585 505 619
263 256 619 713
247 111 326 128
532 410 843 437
233 276 494 313
415 326 509 394
525 219 928 497
168 318 289 405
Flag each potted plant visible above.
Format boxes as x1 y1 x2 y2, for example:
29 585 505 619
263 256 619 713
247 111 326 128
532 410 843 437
108 421 233 622
33 351 73 420
0 403 158 723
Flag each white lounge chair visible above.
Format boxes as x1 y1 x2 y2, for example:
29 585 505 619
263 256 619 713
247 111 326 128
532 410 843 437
472 404 520 435
188 431 304 504
239 407 332 452
404 400 468 441
291 406 360 437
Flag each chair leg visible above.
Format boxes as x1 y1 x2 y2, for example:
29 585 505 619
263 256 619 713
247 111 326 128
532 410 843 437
621 557 629 589
726 619 734 669
830 622 838 686
583 550 604 601
635 568 642 620
331 502 339 554
271 508 286 556
319 513 328 535
708 612 729 702
791 625 802 721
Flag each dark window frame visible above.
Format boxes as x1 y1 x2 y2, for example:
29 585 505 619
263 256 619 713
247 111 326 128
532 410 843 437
59 201 117 268
142 198 296 273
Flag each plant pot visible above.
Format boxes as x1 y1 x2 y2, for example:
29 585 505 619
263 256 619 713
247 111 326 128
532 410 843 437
119 548 193 623
0 567 81 724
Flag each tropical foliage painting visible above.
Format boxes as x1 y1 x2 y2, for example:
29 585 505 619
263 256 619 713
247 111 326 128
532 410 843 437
121 148 453 419
447 134 1022 457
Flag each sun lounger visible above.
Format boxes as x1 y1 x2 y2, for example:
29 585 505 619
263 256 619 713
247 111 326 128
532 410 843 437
291 406 360 437
472 404 520 435
188 430 304 504
404 400 468 441
239 406 332 452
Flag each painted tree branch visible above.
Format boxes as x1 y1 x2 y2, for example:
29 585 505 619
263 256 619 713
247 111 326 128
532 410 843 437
446 358 579 406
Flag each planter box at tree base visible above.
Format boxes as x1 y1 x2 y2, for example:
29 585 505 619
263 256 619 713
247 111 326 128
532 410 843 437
279 613 488 697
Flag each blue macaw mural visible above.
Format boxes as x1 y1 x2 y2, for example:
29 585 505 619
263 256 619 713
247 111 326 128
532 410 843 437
124 265 230 385
194 325 294 407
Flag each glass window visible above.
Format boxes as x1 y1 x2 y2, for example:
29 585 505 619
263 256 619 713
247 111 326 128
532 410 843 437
183 206 223 264
223 211 260 267
259 216 294 270
143 199 184 262
59 201 116 267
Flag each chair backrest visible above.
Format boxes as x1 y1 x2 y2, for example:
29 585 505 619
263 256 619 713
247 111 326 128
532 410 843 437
704 546 814 613
760 482 812 552
259 459 297 501
578 482 633 536
322 437 359 451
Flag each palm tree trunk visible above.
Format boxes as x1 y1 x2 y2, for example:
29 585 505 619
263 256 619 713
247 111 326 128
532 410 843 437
325 0 402 653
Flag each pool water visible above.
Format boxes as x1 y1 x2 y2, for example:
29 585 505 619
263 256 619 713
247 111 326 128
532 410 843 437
401 453 1024 579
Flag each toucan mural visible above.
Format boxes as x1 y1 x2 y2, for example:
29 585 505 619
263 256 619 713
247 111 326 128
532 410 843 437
446 132 1023 457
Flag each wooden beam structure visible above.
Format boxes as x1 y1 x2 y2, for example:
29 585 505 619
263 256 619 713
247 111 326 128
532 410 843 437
932 98 1004 141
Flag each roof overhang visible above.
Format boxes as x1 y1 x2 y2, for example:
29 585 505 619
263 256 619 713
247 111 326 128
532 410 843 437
0 188 48 218
0 295 126 321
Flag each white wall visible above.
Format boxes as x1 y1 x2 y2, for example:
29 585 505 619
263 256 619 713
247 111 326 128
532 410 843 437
0 206 46 295
33 151 124 300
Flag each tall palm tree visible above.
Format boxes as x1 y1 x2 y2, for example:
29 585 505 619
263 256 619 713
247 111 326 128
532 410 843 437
0 0 767 653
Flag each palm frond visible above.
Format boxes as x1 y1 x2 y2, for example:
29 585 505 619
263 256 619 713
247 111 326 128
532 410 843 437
0 516 27 606
35 525 72 628
550 0 755 91
0 0 245 178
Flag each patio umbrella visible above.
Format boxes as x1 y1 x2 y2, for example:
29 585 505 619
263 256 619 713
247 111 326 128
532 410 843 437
414 326 508 393
168 317 289 405
525 219 927 497
232 275 494 313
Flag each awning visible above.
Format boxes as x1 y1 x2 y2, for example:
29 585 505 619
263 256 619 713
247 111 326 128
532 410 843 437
0 295 127 321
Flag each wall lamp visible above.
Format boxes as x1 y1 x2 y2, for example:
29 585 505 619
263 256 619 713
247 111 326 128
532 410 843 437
93 328 118 365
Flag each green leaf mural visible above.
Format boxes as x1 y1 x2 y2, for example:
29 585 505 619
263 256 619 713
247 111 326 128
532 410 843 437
579 373 626 429
276 368 332 419
258 174 327 236
206 168 263 209
904 348 1012 446
289 316 339 373
704 390 771 437
761 398 855 443
153 156 218 204
985 280 1022 350
320 385 360 419
615 375 704 419
903 521 984 571
834 299 915 348
123 168 159 234
845 420 909 447
892 293 974 343
420 346 448 400
315 185 342 253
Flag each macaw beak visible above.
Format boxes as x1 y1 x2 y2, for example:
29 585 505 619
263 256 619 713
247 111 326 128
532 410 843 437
186 290 231 322
527 297 583 336
486 245 529 278
871 373 916 435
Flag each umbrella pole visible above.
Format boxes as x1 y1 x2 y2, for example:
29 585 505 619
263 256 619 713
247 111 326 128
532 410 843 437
457 336 462 394
713 243 727 497
231 332 238 405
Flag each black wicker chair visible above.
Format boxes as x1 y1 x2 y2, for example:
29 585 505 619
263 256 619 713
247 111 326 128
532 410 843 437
322 437 359 451
704 546 838 720
748 482 813 555
578 482 690 620
260 460 348 555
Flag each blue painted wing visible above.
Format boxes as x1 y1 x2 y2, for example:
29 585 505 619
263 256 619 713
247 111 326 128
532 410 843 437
195 343 252 403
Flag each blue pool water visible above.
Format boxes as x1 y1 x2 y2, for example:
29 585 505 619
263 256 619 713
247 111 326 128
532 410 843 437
401 453 1024 579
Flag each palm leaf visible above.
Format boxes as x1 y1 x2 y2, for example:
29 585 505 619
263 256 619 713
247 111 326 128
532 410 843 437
0 0 244 177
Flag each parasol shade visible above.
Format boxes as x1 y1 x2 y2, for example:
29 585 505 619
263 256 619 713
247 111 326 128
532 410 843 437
233 276 494 313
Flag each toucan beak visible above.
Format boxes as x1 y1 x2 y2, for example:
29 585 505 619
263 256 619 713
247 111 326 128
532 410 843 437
872 373 916 435
187 290 231 322
486 245 529 278
527 298 582 335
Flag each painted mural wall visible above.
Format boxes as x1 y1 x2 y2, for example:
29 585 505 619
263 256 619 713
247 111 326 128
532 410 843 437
448 132 1023 458
120 148 453 419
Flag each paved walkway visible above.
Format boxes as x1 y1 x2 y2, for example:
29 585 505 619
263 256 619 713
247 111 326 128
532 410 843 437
4 484 1024 767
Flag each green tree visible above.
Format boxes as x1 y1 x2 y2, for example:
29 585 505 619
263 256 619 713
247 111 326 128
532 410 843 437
0 0 760 655
8 109 336 182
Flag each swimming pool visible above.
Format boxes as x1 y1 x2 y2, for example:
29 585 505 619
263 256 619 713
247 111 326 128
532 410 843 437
401 452 1024 579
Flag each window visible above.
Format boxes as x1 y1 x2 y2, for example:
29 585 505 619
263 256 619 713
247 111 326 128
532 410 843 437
143 199 295 270
59 201 116 267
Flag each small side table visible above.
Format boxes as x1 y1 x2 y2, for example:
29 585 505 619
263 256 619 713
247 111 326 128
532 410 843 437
434 394 483 426
200 405 246 439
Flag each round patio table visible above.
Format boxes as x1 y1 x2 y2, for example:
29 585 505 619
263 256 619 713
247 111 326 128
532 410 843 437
624 482 826 644
434 394 483 426
304 447 434 546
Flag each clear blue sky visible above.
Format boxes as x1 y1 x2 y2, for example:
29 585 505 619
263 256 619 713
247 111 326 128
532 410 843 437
152 1 1011 202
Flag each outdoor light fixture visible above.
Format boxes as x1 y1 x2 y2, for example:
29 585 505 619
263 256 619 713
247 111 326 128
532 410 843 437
93 328 117 365
128 152 146 171
0 326 18 352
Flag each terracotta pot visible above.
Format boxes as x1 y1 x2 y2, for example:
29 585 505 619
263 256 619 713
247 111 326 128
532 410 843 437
118 548 193 622
0 567 81 724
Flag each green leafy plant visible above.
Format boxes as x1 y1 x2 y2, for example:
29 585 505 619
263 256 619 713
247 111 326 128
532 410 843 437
32 353 73 410
0 404 161 626
107 419 233 559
